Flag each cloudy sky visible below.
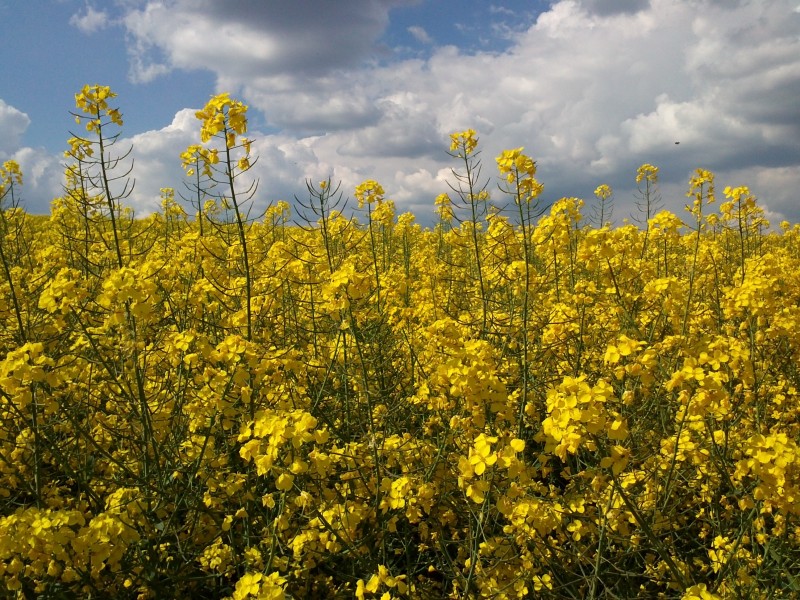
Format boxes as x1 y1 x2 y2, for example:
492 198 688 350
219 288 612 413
2 0 799 225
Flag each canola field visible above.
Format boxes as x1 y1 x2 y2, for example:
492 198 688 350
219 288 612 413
0 86 799 598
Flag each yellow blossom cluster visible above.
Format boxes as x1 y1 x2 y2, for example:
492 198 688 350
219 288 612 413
1 88 800 598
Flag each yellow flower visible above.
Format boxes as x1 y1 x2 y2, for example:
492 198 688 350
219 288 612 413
509 438 525 453
687 167 716 210
355 179 385 208
594 184 612 200
450 128 478 156
233 572 262 598
682 584 722 600
196 92 248 145
434 192 454 221
74 84 122 131
636 163 659 184
600 444 630 475
496 147 542 202
1 160 23 188
275 472 294 491
469 433 498 475
466 480 490 504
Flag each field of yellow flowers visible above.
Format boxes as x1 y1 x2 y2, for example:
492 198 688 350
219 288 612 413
1 86 799 599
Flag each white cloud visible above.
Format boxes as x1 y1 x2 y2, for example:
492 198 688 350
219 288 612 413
122 0 419 82
6 147 63 213
69 5 110 34
122 109 200 214
0 99 31 156
0 99 61 212
407 25 432 44
241 76 384 133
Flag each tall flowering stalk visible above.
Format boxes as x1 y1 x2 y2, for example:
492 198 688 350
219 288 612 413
295 178 344 274
592 184 613 229
0 161 27 344
68 84 132 269
684 168 715 335
634 163 661 259
720 185 765 283
179 144 216 238
448 129 490 335
191 93 257 342
355 179 390 310
496 147 544 436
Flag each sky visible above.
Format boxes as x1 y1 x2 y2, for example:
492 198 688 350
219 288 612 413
1 0 799 226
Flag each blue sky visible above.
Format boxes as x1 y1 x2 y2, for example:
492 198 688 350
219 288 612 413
2 0 799 225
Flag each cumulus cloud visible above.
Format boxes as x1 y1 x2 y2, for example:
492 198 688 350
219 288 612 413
0 100 31 156
106 0 800 224
69 5 110 34
407 25 432 44
8 148 63 213
241 75 384 133
123 0 420 82
579 0 650 17
337 91 442 158
0 99 61 212
120 109 200 214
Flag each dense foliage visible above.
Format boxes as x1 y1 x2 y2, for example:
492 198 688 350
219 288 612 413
0 86 798 598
